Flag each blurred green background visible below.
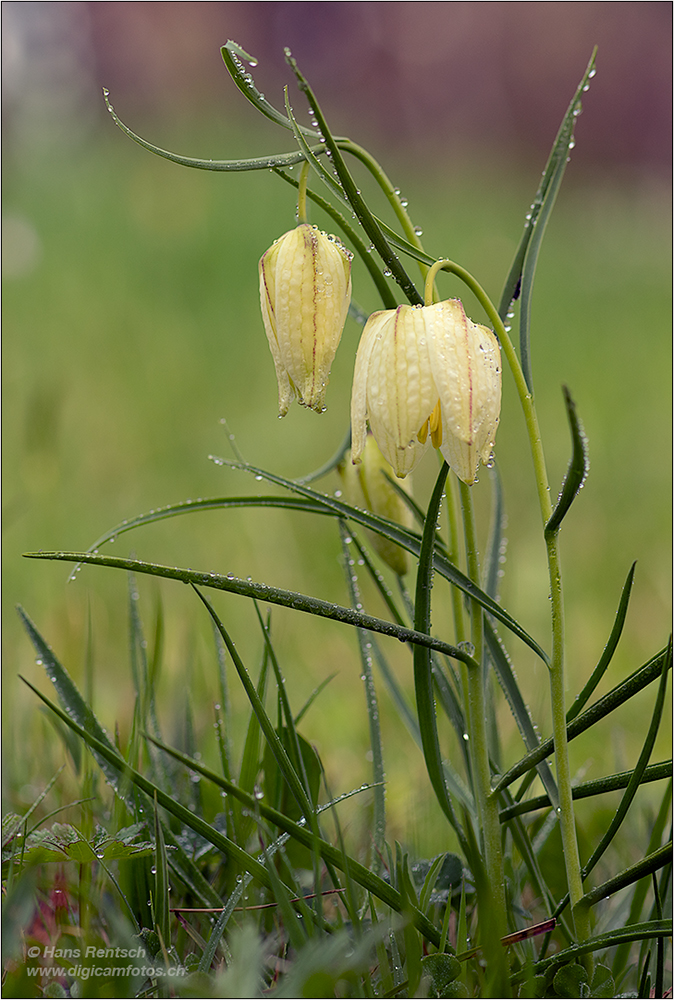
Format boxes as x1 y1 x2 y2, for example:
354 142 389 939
3 2 671 854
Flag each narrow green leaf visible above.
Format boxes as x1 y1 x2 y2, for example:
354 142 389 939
152 794 170 946
192 587 315 824
284 50 422 305
552 640 672 919
418 854 448 915
612 778 672 979
25 550 478 666
253 603 315 811
17 606 130 800
498 50 597 320
570 643 671 895
523 920 672 979
483 464 507 602
221 41 321 138
259 830 309 950
66 462 548 662
579 844 672 910
70 495 333 578
198 875 252 973
485 620 559 808
340 524 386 858
567 562 636 723
545 386 590 534
283 87 350 207
494 646 671 793
216 459 550 663
413 463 467 852
500 761 671 821
103 87 320 172
293 673 338 726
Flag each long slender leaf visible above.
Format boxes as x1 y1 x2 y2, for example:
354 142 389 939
103 89 321 172
566 562 636 723
500 762 671 821
70 495 334 578
197 875 253 974
520 920 672 981
612 778 673 979
212 459 550 662
340 524 386 858
498 50 597 323
192 587 315 825
494 646 671 793
64 462 549 662
579 844 673 910
284 50 422 306
152 793 170 947
220 40 322 138
553 645 671 918
412 462 468 852
283 87 351 208
17 606 130 799
25 550 479 665
485 620 558 808
545 386 590 534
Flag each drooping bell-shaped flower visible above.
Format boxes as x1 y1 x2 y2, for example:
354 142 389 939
259 223 353 416
351 299 501 484
339 433 413 576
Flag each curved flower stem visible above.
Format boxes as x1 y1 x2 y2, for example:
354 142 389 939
434 259 588 944
296 160 310 224
339 139 429 283
273 167 398 309
459 477 506 923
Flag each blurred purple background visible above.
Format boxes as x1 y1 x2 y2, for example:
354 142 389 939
3 1 671 177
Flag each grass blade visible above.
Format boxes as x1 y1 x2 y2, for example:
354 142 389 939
25 550 480 666
141 737 444 947
579 844 673 910
566 562 636 723
19 675 290 894
192 587 315 825
485 620 558 808
494 646 671 793
18 606 129 798
103 87 320 173
340 524 386 860
545 386 590 534
412 462 468 852
499 761 671 821
498 49 597 330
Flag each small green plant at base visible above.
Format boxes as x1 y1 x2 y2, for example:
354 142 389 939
3 40 671 999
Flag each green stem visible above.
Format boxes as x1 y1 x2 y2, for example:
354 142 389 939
296 160 310 224
459 477 506 923
339 139 429 282
434 259 588 942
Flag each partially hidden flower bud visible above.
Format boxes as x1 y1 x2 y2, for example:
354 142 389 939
259 223 353 416
339 434 413 576
350 299 501 484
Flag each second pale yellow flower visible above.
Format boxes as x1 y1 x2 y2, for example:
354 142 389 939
350 299 501 483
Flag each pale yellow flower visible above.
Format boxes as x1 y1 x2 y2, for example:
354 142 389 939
351 299 501 484
339 434 413 576
259 224 352 415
